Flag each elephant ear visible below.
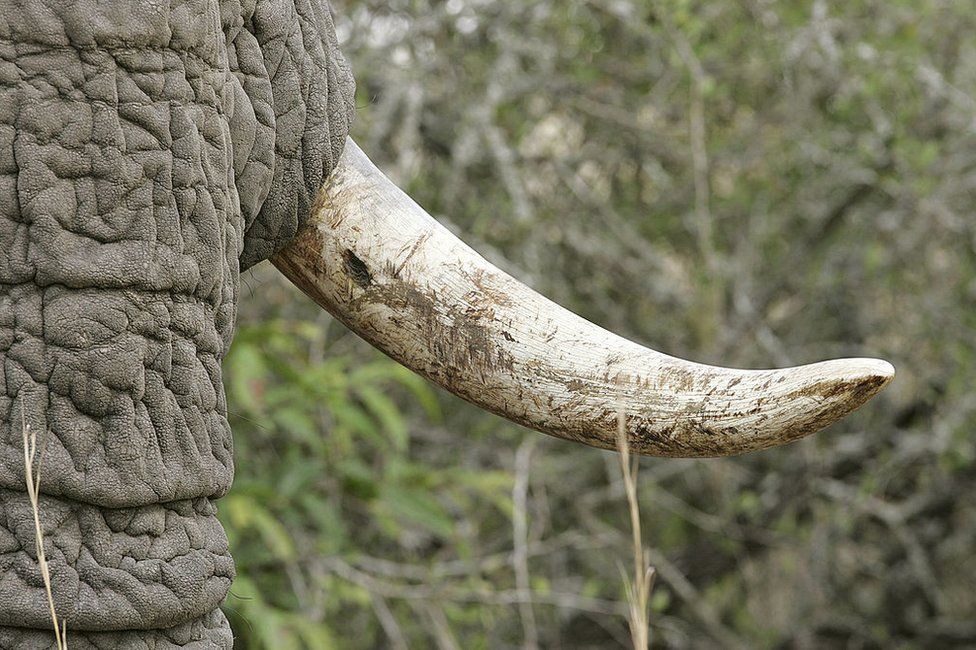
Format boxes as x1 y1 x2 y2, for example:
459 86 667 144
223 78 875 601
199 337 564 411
228 0 356 271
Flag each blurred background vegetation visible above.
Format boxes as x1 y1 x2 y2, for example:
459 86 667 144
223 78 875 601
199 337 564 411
220 0 976 647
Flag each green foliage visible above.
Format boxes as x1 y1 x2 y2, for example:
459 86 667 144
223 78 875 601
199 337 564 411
222 319 520 647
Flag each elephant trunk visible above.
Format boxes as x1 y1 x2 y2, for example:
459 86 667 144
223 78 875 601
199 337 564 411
0 10 239 649
0 0 353 645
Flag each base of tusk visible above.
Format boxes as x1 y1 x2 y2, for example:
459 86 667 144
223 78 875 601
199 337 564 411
272 138 894 458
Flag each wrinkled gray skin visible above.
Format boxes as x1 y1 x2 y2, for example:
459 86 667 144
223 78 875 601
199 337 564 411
0 0 355 646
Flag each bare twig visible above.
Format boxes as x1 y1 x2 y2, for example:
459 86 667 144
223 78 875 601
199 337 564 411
325 557 626 617
371 593 409 650
413 601 461 650
22 411 67 649
642 547 746 649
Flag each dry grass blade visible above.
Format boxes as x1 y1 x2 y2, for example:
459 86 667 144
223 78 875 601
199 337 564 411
22 411 67 649
616 407 656 650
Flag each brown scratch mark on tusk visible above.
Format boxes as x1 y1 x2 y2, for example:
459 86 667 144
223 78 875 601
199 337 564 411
470 268 514 307
565 379 587 392
393 231 433 278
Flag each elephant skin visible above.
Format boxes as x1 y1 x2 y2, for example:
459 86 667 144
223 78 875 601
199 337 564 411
0 0 355 646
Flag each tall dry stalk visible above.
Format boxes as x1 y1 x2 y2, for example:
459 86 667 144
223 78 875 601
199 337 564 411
616 409 655 650
22 411 67 649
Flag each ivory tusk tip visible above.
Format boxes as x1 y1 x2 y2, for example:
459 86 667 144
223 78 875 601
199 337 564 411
861 358 895 384
646 356 897 458
769 356 895 448
818 357 895 392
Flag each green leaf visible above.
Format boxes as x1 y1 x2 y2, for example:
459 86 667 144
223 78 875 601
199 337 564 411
223 495 295 562
294 617 338 650
651 587 671 613
351 362 442 421
299 494 348 554
338 458 380 500
356 385 409 452
272 406 319 444
378 484 455 539
330 400 383 445
251 506 296 562
226 342 269 416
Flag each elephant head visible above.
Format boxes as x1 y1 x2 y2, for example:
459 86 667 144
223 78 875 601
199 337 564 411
0 1 892 647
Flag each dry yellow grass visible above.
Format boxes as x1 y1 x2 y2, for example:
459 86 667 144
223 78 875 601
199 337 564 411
22 412 67 649
617 408 656 650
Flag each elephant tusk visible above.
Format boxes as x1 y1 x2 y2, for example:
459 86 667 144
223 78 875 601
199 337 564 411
271 138 894 457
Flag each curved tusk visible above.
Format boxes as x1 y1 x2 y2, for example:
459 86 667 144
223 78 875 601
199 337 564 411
272 138 894 457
